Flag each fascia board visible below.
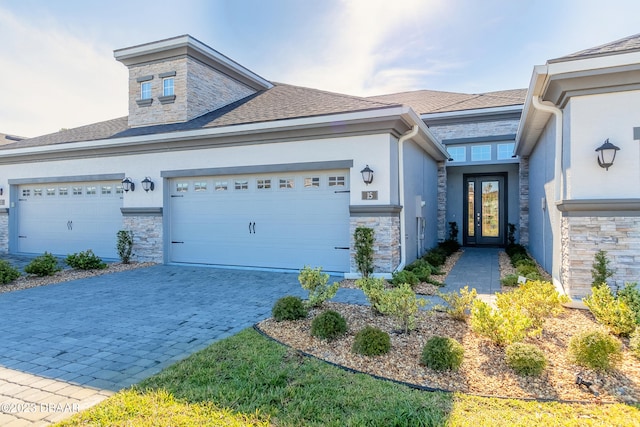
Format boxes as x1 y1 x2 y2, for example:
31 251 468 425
547 51 640 75
515 65 552 156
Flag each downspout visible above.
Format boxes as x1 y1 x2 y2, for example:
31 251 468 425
531 96 567 295
394 124 420 273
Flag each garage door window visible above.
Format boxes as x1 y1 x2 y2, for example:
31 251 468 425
194 182 207 192
33 188 43 197
73 186 83 196
234 180 249 190
279 178 294 189
22 189 30 197
304 177 320 188
176 183 188 193
59 187 68 196
215 181 228 191
102 185 112 195
257 179 271 190
328 176 345 187
86 186 97 195
46 188 56 196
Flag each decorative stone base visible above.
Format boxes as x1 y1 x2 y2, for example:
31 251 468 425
0 210 7 253
349 215 400 274
518 156 529 245
121 209 163 263
561 216 640 298
437 161 447 241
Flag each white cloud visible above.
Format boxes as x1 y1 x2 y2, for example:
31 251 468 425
0 7 127 138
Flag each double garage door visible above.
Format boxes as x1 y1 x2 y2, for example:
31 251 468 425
16 181 123 259
168 170 351 272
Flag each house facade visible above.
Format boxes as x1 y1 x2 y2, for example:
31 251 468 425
1 33 639 299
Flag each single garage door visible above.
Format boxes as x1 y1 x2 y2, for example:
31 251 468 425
17 181 123 258
168 170 350 272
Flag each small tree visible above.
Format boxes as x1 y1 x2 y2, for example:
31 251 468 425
354 227 374 278
507 223 517 246
117 230 134 264
448 221 459 242
298 266 339 308
591 250 614 288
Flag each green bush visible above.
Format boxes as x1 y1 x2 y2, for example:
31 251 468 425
569 330 622 371
470 299 532 346
423 247 446 267
505 343 547 376
420 336 464 371
272 296 307 321
514 258 537 269
354 227 374 278
515 264 540 279
436 286 477 321
500 274 520 287
591 249 614 288
499 280 569 331
505 243 527 258
65 249 107 270
298 266 339 308
378 284 427 334
352 326 391 356
630 327 640 360
438 239 460 257
510 252 531 267
117 230 134 264
311 310 347 341
584 284 636 336
356 277 387 314
0 260 20 284
24 252 62 277
405 259 432 282
617 282 640 324
391 270 419 288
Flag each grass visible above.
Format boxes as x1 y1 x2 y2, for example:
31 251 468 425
56 328 640 427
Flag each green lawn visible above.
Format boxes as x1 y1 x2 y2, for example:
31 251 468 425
56 328 640 427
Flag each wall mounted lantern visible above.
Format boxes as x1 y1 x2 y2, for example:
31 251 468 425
360 165 374 185
122 177 135 192
141 177 155 192
595 138 620 171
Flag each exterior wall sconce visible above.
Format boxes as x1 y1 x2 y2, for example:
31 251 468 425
595 138 620 171
360 165 374 185
122 177 135 192
141 177 155 192
0 188 3 196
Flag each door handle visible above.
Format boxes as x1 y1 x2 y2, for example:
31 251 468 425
249 222 256 234
67 220 73 230
476 213 480 227
249 222 252 234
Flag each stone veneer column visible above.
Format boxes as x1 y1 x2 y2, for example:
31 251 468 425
121 208 163 263
437 161 447 242
349 206 401 274
561 215 640 299
0 209 8 253
518 156 529 246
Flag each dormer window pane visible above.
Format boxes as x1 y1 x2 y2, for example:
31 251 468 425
141 82 152 100
163 78 174 96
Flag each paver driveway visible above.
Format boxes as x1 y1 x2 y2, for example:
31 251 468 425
0 265 366 425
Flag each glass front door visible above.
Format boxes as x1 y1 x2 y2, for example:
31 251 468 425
464 175 505 246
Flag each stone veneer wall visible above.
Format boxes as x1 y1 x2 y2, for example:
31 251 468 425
561 216 640 298
349 216 400 274
437 161 447 241
428 119 520 141
122 214 163 263
518 156 529 245
0 210 8 253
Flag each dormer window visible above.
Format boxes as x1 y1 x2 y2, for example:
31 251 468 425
163 78 174 96
159 71 177 104
135 75 154 107
141 82 152 100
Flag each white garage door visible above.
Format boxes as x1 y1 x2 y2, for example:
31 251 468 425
17 181 123 258
168 170 350 272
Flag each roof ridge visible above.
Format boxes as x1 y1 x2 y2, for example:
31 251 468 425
272 82 401 108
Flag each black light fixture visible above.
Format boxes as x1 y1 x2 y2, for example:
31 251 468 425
595 138 620 171
360 165 374 185
122 177 135 192
141 177 155 192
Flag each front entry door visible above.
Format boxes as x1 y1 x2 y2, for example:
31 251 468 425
464 175 505 246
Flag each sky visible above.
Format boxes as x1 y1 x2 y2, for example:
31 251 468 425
1 0 639 138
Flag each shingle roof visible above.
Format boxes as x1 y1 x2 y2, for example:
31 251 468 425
1 83 399 150
550 33 640 62
0 133 25 145
367 88 526 114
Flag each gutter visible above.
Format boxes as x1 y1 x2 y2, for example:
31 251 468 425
531 96 564 202
394 124 419 273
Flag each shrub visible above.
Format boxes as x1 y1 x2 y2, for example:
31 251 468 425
298 266 339 308
470 299 532 346
507 223 517 246
510 252 531 268
117 230 134 264
630 327 640 360
352 326 391 356
514 258 537 269
356 277 387 314
505 243 527 258
423 247 446 267
500 274 519 287
311 310 347 340
499 280 569 330
65 249 107 270
378 284 427 334
584 284 636 336
405 259 432 282
438 239 460 257
436 286 477 321
0 260 20 284
591 249 614 288
391 270 419 288
420 336 464 371
569 330 622 372
617 282 640 324
505 343 547 376
24 252 62 277
272 296 307 321
448 221 459 242
354 227 374 278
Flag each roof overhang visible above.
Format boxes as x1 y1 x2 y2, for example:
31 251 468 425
114 35 273 91
421 105 522 126
516 50 640 156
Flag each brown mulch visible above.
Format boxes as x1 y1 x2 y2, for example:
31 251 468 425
258 249 640 403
